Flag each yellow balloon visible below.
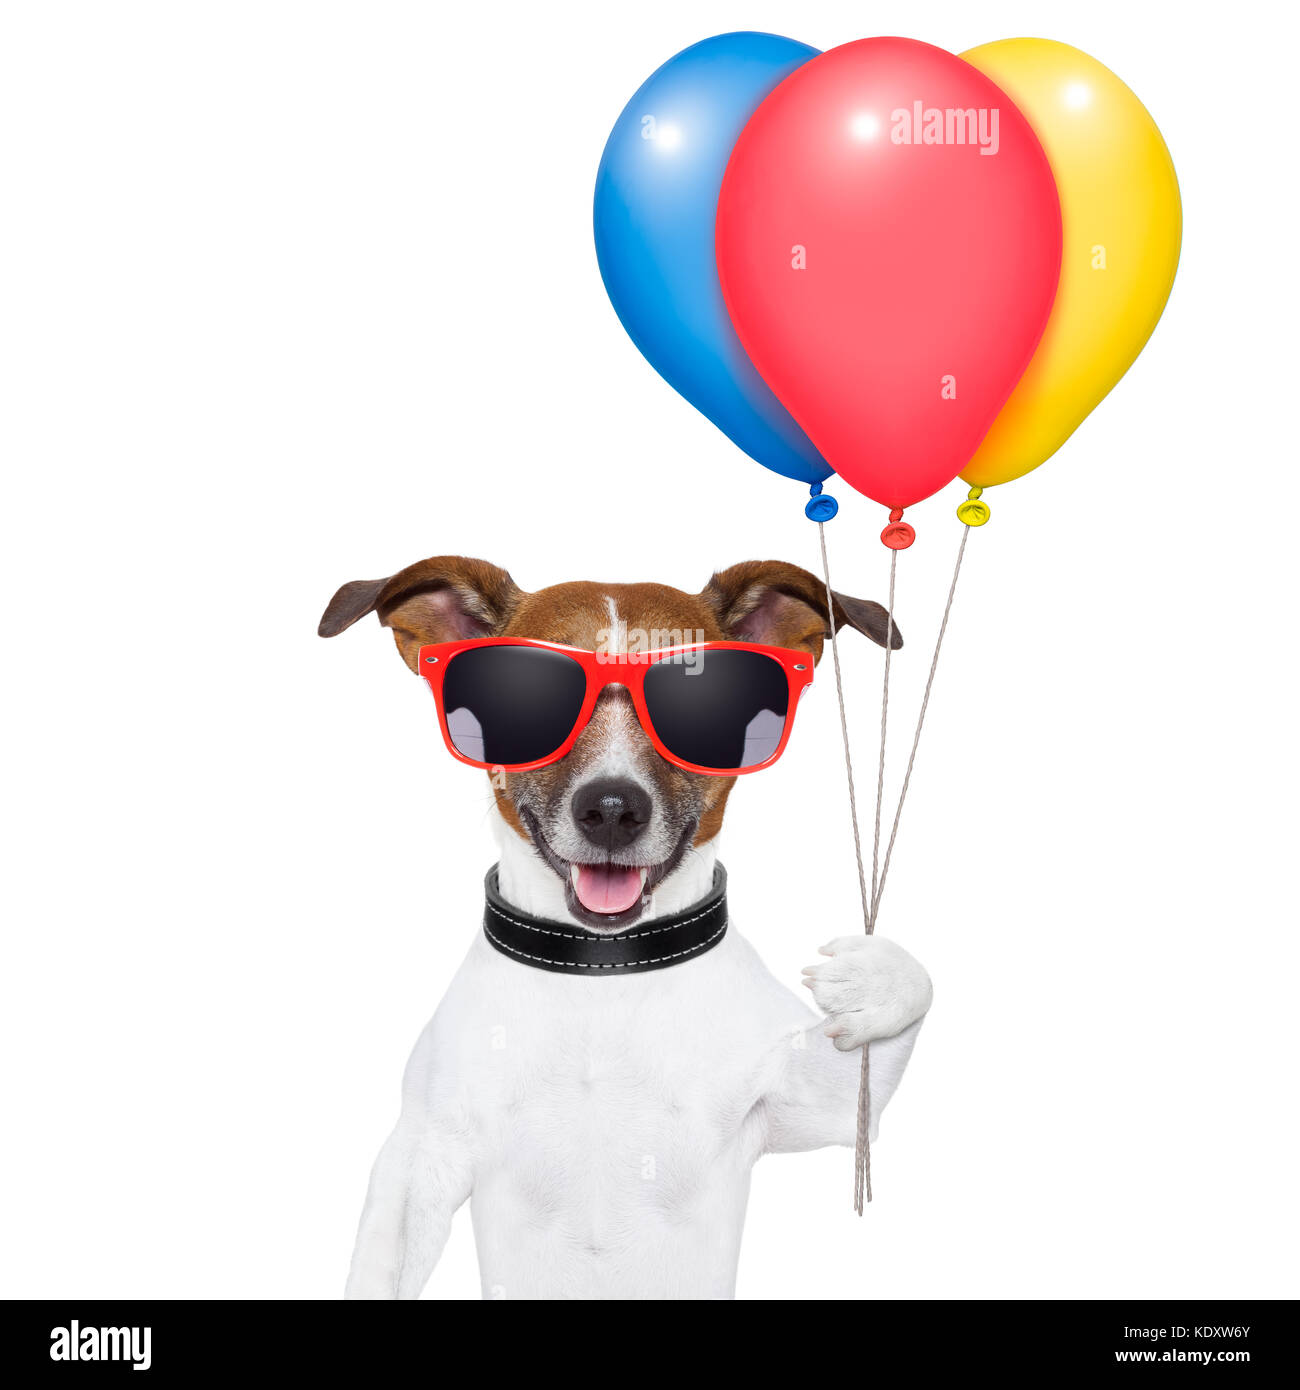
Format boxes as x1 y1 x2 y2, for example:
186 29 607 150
959 38 1182 489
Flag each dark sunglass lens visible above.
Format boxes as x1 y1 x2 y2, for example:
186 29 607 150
441 646 586 765
643 649 789 771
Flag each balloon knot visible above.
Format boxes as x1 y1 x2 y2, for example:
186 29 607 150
881 510 915 549
806 491 839 521
957 486 990 526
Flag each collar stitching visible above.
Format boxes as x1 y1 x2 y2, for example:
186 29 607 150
483 921 727 970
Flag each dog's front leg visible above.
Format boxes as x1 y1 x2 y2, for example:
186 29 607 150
345 1107 473 1300
762 935 932 1153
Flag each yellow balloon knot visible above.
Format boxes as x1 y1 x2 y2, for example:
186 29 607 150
957 489 990 526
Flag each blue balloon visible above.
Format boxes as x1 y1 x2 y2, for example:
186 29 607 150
594 32 831 485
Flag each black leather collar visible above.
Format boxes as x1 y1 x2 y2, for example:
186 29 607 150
483 864 727 976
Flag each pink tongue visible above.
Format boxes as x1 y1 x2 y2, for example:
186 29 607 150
573 863 644 915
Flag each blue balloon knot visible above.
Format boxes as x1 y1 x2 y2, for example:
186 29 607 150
805 493 839 522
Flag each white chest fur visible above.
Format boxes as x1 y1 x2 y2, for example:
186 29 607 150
433 927 813 1298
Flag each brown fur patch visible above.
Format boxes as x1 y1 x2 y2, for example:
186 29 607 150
502 581 726 647
318 556 522 670
703 559 902 654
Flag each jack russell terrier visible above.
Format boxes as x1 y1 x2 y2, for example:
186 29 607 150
319 555 933 1299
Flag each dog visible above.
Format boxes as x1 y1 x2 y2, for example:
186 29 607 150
319 555 933 1299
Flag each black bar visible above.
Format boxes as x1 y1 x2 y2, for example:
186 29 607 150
1 1299 1285 1377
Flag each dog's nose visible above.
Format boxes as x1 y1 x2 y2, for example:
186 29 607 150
571 778 652 852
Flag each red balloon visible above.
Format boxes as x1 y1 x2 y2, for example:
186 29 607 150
716 37 1061 512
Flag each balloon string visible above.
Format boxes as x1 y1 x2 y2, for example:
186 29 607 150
818 520 971 1215
817 522 897 1212
870 524 970 926
871 552 898 922
817 522 872 932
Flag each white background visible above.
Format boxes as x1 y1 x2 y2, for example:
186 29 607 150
2 0 1296 1301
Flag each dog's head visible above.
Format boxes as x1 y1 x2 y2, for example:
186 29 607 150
320 558 899 929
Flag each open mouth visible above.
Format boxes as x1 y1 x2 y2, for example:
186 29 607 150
518 810 696 930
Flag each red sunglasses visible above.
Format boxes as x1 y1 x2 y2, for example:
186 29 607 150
417 637 814 777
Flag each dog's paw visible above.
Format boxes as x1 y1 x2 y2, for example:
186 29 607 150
800 935 932 1050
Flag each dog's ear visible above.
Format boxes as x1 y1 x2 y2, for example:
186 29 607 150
701 560 901 664
318 556 523 673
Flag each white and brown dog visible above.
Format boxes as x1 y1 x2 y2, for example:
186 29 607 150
320 555 933 1299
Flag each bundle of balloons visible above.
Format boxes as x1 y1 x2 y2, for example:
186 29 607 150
594 33 1181 541
595 33 1181 1212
